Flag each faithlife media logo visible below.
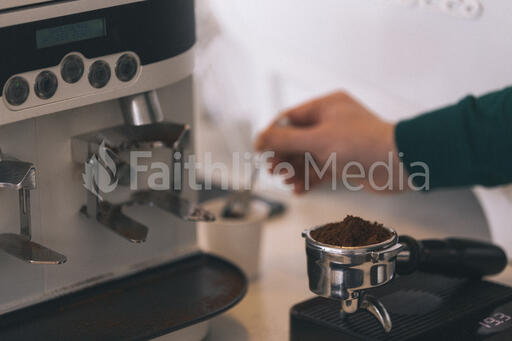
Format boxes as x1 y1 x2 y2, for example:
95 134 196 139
82 141 119 200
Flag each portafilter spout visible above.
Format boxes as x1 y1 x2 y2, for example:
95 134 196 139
359 294 392 333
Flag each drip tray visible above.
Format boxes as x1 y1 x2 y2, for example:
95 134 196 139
0 253 247 341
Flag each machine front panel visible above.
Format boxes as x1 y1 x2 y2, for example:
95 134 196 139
0 0 199 318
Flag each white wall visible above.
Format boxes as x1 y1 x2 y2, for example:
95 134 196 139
202 0 512 255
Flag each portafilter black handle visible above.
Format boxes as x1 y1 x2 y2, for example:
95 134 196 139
396 235 508 278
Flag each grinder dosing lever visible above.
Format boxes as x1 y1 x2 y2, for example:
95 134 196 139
0 155 67 264
303 227 508 333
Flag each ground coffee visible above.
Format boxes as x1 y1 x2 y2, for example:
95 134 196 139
310 215 392 247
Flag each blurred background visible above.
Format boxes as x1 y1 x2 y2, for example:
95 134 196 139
193 0 512 256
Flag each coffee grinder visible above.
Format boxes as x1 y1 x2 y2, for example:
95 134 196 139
0 1 246 340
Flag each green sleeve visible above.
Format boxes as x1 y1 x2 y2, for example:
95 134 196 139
395 86 512 190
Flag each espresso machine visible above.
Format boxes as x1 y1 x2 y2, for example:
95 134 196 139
0 1 246 340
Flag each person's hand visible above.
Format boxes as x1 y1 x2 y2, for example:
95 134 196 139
255 91 403 194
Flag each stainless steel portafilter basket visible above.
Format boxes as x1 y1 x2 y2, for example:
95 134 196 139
302 226 403 332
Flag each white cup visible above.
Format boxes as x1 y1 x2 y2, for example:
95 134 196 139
197 198 270 281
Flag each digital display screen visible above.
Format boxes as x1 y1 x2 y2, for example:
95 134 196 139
36 18 106 49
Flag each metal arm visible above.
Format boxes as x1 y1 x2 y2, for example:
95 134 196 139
0 158 67 264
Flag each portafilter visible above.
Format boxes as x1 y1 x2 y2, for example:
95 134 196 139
302 226 508 332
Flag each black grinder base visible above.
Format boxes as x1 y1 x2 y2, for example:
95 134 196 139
290 272 512 341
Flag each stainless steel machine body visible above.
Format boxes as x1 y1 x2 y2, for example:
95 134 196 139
0 0 203 323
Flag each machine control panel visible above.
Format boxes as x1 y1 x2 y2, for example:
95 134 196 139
3 51 140 110
0 0 195 124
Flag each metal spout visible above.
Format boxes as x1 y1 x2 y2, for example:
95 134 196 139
360 294 392 333
120 90 164 126
341 293 392 333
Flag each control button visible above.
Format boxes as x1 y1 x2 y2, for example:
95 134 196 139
4 76 30 106
61 55 84 84
88 60 111 89
34 71 58 100
116 54 139 82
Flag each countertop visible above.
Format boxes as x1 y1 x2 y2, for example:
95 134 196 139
203 187 512 341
